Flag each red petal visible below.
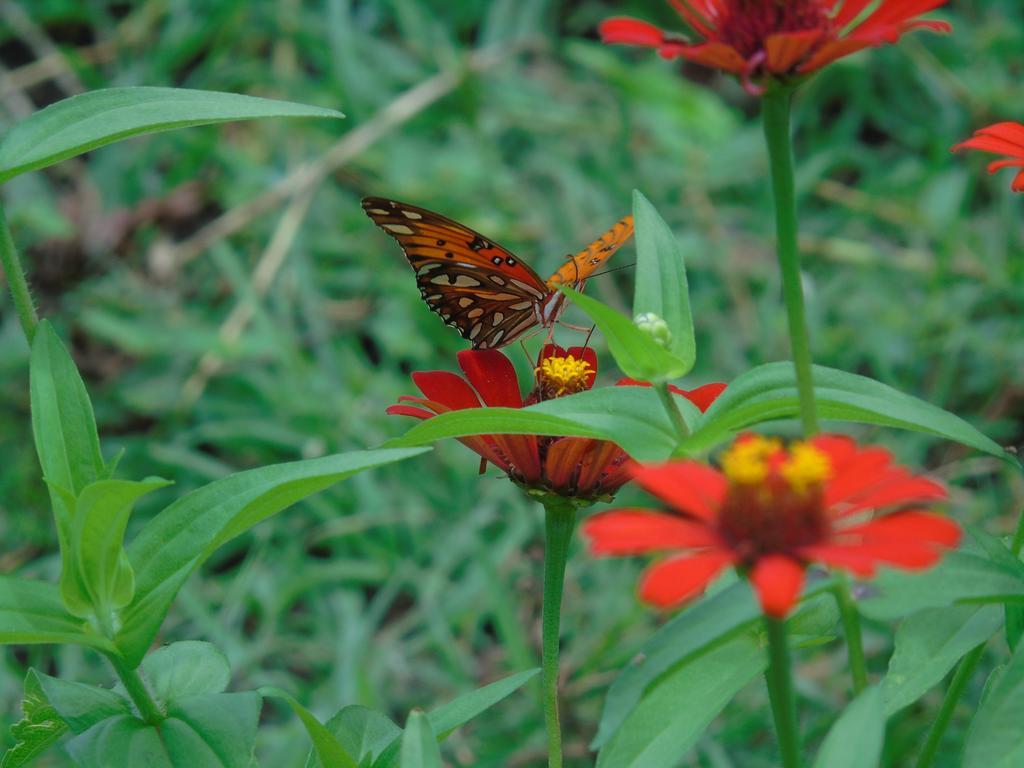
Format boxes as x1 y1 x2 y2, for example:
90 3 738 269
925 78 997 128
458 349 524 408
833 471 947 517
1014 169 1024 192
823 446 895 506
631 461 726 521
544 437 592 491
583 509 721 555
764 30 824 74
676 41 748 74
675 382 727 412
599 18 667 48
575 439 627 494
749 555 806 618
639 551 734 608
668 0 716 38
385 404 434 420
809 434 858 471
845 510 961 548
798 543 879 577
411 371 481 410
491 434 541 483
798 37 872 72
832 0 875 29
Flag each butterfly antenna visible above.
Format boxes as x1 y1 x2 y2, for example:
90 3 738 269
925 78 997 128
588 262 636 279
582 323 596 349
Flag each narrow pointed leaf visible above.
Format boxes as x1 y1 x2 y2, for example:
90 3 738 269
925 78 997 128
0 577 110 651
400 712 442 768
261 687 358 768
632 190 695 370
964 646 1024 767
0 87 343 183
0 671 68 768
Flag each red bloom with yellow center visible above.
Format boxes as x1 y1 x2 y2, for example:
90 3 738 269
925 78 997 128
600 0 951 93
584 433 959 617
953 122 1024 193
387 345 725 502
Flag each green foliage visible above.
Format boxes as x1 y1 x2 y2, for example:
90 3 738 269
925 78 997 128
632 190 696 372
399 712 442 768
1 672 68 768
0 88 343 183
812 687 884 768
964 649 1024 767
561 286 689 382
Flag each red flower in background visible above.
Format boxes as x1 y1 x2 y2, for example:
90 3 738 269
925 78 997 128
600 1 951 93
584 433 958 617
953 122 1024 192
618 377 727 414
388 346 725 502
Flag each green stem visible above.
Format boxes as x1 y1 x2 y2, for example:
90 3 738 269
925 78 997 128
107 653 164 725
655 381 690 441
914 643 985 768
0 200 39 344
761 88 818 437
764 617 802 768
540 499 577 768
832 577 868 694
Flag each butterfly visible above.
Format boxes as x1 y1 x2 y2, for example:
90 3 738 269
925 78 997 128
362 197 634 350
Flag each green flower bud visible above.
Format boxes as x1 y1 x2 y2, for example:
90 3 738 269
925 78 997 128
633 312 672 349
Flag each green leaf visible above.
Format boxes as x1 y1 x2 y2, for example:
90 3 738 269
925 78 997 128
388 386 693 462
593 581 760 748
632 190 695 371
30 321 107 616
861 552 1024 621
594 579 837 749
67 692 262 768
426 668 539 740
400 712 442 768
117 447 429 666
305 706 401 768
560 286 687 381
262 687 358 768
685 362 1014 463
33 671 131 733
0 576 110 651
376 669 540 768
71 478 170 617
0 87 343 183
811 687 884 768
596 634 764 768
141 641 231 703
1 671 68 768
882 605 1002 715
964 643 1024 767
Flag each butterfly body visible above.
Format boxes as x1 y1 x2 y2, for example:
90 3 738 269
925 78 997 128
362 197 633 349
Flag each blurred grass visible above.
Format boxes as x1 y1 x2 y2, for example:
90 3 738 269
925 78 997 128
0 1 1022 766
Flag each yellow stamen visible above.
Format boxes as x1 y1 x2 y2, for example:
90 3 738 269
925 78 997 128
536 354 593 396
780 442 831 494
721 435 781 485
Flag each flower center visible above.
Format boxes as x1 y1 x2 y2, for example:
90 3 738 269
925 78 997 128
717 435 832 561
535 354 594 399
718 0 830 59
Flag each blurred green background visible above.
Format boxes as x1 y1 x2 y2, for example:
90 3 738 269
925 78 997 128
0 1 1021 765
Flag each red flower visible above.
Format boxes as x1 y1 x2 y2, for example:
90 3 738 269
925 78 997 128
600 1 951 93
388 345 624 501
583 433 958 617
952 122 1024 192
617 377 727 413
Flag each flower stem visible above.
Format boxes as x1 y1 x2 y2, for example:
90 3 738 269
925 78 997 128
761 88 818 437
764 617 802 768
914 643 985 768
655 381 690 441
0 201 40 344
540 499 577 768
832 576 868 694
107 653 165 725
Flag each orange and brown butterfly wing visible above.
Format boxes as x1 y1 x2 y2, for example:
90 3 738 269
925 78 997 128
362 197 551 349
546 214 634 291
